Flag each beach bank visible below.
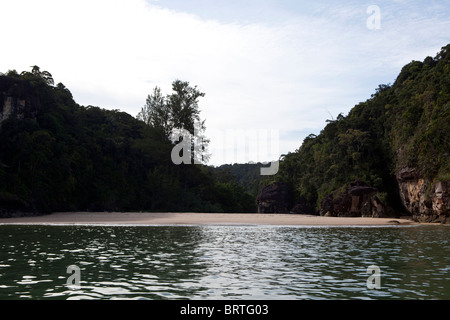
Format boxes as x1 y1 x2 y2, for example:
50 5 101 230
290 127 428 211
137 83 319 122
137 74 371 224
0 212 418 226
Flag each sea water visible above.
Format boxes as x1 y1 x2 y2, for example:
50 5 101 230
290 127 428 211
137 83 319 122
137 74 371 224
0 224 448 300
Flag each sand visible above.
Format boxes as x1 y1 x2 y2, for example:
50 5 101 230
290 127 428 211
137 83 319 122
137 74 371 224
0 212 418 226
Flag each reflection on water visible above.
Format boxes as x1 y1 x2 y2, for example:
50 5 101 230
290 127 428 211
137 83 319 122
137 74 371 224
0 224 449 300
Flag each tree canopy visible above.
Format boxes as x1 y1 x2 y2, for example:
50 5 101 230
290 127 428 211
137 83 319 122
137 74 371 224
137 80 210 164
270 44 450 212
0 68 255 216
1 43 449 217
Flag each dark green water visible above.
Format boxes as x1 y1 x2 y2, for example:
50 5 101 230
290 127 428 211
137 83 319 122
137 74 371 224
0 224 448 300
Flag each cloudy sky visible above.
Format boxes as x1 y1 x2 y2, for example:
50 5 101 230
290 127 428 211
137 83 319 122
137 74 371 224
1 0 449 165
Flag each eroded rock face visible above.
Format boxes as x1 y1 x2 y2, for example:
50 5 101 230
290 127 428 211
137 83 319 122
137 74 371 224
290 196 315 215
257 182 292 213
434 182 450 219
320 180 393 218
0 193 36 218
397 168 450 223
0 76 36 125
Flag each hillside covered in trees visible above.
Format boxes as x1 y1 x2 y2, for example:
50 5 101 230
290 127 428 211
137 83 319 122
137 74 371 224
1 44 449 220
265 44 449 222
0 68 256 216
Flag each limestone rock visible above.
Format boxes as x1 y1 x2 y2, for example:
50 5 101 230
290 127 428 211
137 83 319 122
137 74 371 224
320 180 393 218
257 182 292 213
290 196 315 215
0 76 38 125
0 193 36 218
396 168 450 223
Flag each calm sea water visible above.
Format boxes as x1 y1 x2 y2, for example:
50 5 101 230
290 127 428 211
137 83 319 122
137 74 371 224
0 224 448 300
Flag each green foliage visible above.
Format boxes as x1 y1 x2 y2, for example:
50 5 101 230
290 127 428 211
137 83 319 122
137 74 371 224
275 44 450 211
2 44 448 217
387 44 450 180
137 86 170 139
20 66 55 86
0 67 255 214
137 80 210 164
211 163 266 198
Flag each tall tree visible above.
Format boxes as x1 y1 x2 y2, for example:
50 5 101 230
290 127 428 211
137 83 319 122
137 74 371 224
137 86 172 139
137 80 210 164
20 65 54 86
168 80 205 134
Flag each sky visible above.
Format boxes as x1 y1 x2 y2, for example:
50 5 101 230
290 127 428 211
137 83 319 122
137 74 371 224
0 0 449 166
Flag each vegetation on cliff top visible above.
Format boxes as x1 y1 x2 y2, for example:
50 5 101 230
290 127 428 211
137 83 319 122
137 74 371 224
1 44 448 216
270 44 450 212
0 68 256 215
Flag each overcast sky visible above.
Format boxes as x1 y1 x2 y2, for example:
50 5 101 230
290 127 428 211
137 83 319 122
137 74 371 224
1 0 449 165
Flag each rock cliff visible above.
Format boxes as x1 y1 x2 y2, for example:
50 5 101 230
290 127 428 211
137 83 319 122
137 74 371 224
0 193 36 218
0 77 40 216
260 45 450 223
397 168 450 223
320 180 395 218
0 76 37 125
257 182 292 213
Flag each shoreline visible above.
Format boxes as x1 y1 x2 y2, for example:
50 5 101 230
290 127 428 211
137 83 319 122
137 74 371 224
0 211 422 227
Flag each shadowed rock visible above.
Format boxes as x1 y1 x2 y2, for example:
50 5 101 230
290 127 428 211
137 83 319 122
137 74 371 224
0 76 38 125
257 182 292 213
320 180 393 218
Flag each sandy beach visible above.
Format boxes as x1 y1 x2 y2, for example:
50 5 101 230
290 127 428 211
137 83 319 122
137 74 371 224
0 212 418 226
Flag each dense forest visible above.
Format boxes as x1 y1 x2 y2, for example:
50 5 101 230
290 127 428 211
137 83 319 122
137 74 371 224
266 44 450 215
1 44 449 218
212 163 265 198
0 68 256 216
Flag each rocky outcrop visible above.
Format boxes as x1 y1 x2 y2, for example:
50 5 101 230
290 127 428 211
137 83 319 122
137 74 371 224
0 76 37 125
320 180 394 218
257 180 393 216
290 196 315 215
0 193 37 218
257 182 292 213
397 168 450 224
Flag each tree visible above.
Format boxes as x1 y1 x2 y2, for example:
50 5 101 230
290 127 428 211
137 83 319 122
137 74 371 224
137 86 171 139
137 80 210 164
20 65 54 86
0 69 256 215
168 80 205 134
191 119 211 164
5 69 20 78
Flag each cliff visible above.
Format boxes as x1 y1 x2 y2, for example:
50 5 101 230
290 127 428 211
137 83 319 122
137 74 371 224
397 168 450 223
0 68 257 216
257 182 292 213
263 44 450 223
0 76 38 125
319 180 393 218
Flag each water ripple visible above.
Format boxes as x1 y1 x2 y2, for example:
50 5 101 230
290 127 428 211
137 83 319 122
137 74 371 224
0 225 449 299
